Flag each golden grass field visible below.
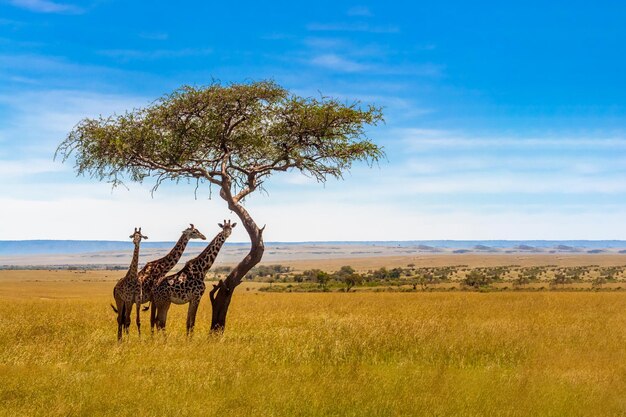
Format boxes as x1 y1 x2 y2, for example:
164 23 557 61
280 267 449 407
1 261 626 416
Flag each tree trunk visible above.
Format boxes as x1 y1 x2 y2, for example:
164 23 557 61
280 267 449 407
209 187 264 332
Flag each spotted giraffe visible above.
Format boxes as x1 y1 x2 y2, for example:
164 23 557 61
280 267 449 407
152 220 236 334
111 227 148 341
134 224 206 335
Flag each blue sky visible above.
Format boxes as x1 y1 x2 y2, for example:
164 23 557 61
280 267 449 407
1 0 626 241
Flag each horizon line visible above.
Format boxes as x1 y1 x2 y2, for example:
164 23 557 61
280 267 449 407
2 239 626 243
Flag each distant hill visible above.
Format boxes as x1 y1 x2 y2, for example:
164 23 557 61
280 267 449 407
0 240 625 257
514 244 542 252
415 245 441 252
553 245 581 252
0 240 212 256
473 245 497 252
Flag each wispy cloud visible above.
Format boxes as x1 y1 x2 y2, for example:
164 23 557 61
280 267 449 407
307 22 399 33
250 199 626 240
311 167 626 203
301 34 442 76
310 53 369 72
0 18 23 26
403 155 626 176
0 53 139 87
347 6 373 17
306 89 431 115
8 0 83 14
308 53 442 76
5 190 626 240
261 33 294 41
363 128 626 199
5 75 39 84
0 191 244 240
304 37 348 49
0 54 89 74
0 159 65 177
138 31 169 41
398 175 626 195
0 37 43 48
395 128 626 151
99 47 212 61
0 90 148 152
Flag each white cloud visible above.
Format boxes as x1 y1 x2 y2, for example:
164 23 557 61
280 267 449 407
99 48 213 61
307 22 399 33
138 32 169 41
3 193 626 241
240 201 626 241
6 75 39 84
304 37 349 49
296 88 431 117
300 29 441 78
8 0 83 14
0 89 148 151
310 53 369 72
398 175 626 194
402 155 626 176
0 53 147 88
0 18 20 25
0 194 249 241
261 33 294 41
347 6 373 17
0 159 65 177
380 128 626 196
2 91 624 240
395 128 626 151
326 165 626 200
0 54 80 73
307 54 441 76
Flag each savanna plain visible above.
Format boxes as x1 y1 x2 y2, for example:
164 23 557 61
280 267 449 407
1 255 626 417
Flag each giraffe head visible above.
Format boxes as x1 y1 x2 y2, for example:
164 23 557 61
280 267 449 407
183 224 206 240
129 227 148 245
217 220 237 238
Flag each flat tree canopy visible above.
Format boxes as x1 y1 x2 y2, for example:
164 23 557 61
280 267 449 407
56 80 384 330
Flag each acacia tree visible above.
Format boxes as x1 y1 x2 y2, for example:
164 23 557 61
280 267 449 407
56 80 384 331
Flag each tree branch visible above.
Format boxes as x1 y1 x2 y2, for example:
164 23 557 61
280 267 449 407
130 152 224 187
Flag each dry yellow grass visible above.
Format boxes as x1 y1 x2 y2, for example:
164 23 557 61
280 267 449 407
1 270 625 416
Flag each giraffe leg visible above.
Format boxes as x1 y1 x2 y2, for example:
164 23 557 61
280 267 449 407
135 301 141 337
186 299 200 336
156 301 171 331
123 301 132 334
116 299 125 342
150 300 157 334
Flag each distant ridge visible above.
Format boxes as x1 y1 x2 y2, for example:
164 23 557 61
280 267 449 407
0 240 214 256
1 240 626 256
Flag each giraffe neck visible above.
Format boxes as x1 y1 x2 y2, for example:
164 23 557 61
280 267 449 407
159 232 191 271
127 241 141 278
189 232 226 277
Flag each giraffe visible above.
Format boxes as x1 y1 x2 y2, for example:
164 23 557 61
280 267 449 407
134 224 207 335
152 220 236 335
110 227 148 341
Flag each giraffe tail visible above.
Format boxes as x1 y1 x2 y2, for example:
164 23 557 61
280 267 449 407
111 288 119 314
